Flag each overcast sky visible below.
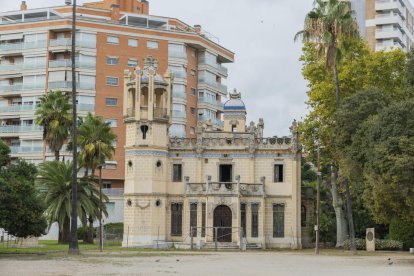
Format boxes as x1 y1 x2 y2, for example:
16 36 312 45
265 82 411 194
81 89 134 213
3 0 315 136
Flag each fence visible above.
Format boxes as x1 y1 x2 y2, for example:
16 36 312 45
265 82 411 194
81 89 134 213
189 226 245 251
95 224 123 247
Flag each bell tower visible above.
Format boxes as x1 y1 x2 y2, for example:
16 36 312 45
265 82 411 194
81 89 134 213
122 56 173 246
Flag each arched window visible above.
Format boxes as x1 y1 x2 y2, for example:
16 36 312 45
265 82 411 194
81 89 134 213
141 125 149 140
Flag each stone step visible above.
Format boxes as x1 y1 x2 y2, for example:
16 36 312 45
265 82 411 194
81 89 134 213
246 243 262 250
202 242 240 250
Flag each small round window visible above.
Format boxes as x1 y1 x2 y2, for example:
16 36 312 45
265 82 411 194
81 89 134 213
128 160 133 167
156 160 162 168
155 199 161 207
127 199 132 207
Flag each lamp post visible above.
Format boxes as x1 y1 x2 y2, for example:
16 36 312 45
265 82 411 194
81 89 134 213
98 162 104 252
68 0 79 254
315 141 321 255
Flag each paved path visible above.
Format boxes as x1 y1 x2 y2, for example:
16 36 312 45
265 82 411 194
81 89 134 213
1 251 413 276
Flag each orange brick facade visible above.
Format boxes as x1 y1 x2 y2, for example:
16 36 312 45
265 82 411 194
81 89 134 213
0 0 234 189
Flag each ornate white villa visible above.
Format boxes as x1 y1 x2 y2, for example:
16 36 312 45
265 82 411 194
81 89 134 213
121 56 304 249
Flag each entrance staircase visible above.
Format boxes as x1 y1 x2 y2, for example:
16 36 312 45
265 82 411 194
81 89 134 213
202 242 240 250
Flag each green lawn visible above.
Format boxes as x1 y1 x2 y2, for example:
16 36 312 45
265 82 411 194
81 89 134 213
0 240 123 254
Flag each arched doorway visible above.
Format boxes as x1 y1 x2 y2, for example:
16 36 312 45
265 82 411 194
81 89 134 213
213 205 232 242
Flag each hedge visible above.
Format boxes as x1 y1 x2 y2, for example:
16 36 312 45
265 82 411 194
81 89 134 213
343 238 403 251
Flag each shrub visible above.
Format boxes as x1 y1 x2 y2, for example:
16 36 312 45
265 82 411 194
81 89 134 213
389 218 414 250
343 238 403 251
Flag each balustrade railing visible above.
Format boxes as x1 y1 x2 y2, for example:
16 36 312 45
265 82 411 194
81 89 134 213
185 176 265 196
169 136 292 148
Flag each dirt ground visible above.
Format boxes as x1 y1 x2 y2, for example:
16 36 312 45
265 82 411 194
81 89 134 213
1 251 413 276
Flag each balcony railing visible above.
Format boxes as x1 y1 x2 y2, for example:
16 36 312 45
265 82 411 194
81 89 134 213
198 115 224 128
185 178 265 197
48 59 96 70
49 38 96 49
78 103 95 112
168 50 187 60
172 110 186 119
48 81 95 91
0 62 46 72
198 78 228 94
172 90 186 100
199 57 228 77
0 83 45 93
102 188 124 197
0 40 47 52
198 96 224 109
0 125 43 133
0 105 36 113
171 70 187 79
154 107 169 119
10 146 43 154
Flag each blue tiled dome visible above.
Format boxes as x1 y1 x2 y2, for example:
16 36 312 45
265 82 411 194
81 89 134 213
224 90 246 111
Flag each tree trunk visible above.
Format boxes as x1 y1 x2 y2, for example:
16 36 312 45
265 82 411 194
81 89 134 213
345 178 357 254
334 63 341 107
85 215 94 244
61 216 71 244
333 63 357 252
55 150 60 161
331 165 348 247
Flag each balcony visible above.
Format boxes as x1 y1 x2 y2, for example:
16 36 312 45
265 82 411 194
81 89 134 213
375 0 405 16
172 110 186 119
48 81 95 91
198 96 224 110
185 180 265 197
10 146 43 154
171 70 187 80
0 62 46 73
168 50 187 61
48 59 96 70
78 103 95 112
198 78 228 94
102 188 124 197
375 28 404 41
0 125 43 134
375 13 403 26
0 104 36 113
172 90 186 100
198 58 228 77
49 38 96 50
198 115 224 128
0 41 47 54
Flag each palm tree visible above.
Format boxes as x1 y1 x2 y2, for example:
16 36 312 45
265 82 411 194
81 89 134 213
68 113 117 243
35 91 72 161
295 0 359 252
37 161 108 244
295 0 359 107
70 113 117 177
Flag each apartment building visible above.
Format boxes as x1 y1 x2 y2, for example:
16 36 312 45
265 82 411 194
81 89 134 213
350 0 414 52
0 0 233 211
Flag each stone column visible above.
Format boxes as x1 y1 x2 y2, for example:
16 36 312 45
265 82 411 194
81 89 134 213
259 199 266 249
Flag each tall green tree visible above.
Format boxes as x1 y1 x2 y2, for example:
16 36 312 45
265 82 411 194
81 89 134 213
0 139 10 167
35 91 72 161
0 158 47 239
295 0 359 249
360 100 414 224
37 161 108 244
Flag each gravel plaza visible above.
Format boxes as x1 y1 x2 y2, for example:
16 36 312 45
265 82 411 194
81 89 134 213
1 250 414 276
